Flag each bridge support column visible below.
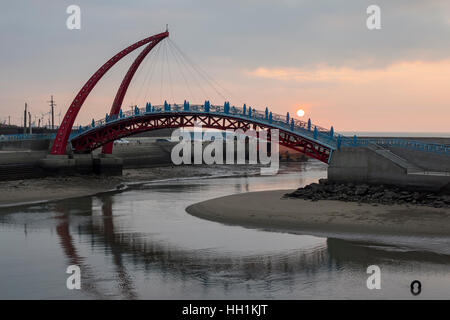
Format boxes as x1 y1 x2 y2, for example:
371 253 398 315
93 154 123 176
38 154 77 175
73 154 95 174
39 154 122 176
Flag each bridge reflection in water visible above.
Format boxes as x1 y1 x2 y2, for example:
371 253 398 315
50 193 449 299
0 165 448 299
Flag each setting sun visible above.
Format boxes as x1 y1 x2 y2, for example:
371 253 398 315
296 109 305 117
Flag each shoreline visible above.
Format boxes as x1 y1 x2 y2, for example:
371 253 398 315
0 164 269 208
186 189 450 241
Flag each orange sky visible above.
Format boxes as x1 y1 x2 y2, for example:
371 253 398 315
1 1 449 133
238 60 450 131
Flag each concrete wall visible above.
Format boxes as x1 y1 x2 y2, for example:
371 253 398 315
106 140 174 168
386 146 450 172
0 150 48 165
0 139 51 151
328 147 405 183
328 147 450 191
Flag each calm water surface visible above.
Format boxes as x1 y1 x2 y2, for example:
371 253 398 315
0 162 449 299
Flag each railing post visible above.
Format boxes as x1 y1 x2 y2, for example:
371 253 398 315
224 101 229 114
105 113 109 123
353 135 357 145
286 112 290 124
307 118 311 131
91 119 95 127
134 105 139 115
290 118 294 131
337 135 342 150
265 107 268 120
269 112 272 124
313 126 317 139
146 102 151 113
119 109 123 118
243 104 246 115
330 126 334 138
248 107 252 118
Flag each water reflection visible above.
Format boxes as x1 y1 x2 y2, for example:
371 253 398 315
50 192 449 299
0 163 448 299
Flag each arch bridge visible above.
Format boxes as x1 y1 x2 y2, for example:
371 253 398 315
48 29 449 171
49 29 339 164
71 102 338 163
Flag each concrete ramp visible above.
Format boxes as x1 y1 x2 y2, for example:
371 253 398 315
367 144 422 174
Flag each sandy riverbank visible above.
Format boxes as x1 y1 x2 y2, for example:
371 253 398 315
0 166 203 207
186 190 450 238
0 164 264 207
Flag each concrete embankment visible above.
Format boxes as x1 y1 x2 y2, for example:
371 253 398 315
328 142 450 192
0 137 177 180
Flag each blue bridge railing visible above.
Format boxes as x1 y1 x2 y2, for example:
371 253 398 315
339 136 449 155
72 101 448 155
74 101 339 149
0 132 77 142
3 101 448 156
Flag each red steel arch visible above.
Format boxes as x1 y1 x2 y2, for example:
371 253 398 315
70 113 333 163
50 31 169 155
102 38 165 154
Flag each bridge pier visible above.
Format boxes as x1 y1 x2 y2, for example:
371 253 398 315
38 154 122 176
39 155 77 175
73 154 95 174
93 154 123 176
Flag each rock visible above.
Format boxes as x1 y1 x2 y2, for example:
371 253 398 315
355 184 369 196
283 181 449 208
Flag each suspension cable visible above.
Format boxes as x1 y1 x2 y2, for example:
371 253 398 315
132 40 162 106
166 39 197 103
166 39 211 102
168 38 228 101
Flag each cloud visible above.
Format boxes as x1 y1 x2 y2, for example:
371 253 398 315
245 60 450 85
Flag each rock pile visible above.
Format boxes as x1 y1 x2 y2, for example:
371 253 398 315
284 179 450 208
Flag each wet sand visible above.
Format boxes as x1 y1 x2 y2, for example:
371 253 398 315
0 165 240 207
186 190 450 238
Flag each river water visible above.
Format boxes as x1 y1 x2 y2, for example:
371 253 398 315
0 162 448 299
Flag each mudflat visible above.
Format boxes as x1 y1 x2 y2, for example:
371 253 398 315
186 190 450 238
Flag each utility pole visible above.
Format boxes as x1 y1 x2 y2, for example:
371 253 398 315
48 95 56 130
28 112 32 134
24 103 27 133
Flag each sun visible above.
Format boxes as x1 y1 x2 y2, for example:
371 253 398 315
296 109 305 117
